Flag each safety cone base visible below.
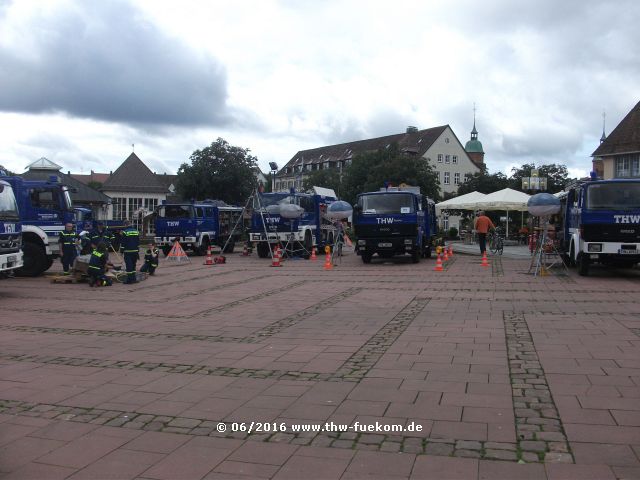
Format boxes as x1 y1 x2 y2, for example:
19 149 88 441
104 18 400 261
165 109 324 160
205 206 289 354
434 253 444 272
481 252 490 267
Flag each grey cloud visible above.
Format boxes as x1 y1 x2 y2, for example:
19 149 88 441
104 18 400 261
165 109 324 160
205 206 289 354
0 0 229 126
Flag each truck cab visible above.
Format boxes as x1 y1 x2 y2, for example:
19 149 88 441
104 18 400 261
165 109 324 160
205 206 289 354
154 201 243 255
0 178 23 275
1 175 77 276
559 179 640 275
353 186 436 264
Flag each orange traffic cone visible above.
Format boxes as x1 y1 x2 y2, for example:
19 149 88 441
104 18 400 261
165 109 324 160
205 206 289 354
323 250 333 270
448 244 453 257
481 251 490 267
271 246 282 267
310 247 317 261
204 245 214 265
443 247 449 262
434 253 443 272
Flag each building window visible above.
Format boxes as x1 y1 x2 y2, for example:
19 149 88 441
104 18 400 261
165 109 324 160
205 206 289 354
454 173 460 185
436 171 440 183
445 138 450 144
112 197 126 220
345 159 352 167
445 155 450 164
324 161 330 169
452 155 458 164
437 154 443 163
464 173 472 183
615 155 640 177
144 198 158 212
444 172 450 185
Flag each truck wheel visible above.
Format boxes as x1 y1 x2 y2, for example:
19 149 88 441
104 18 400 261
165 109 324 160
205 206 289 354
424 245 432 259
577 253 589 276
361 252 372 264
16 241 48 277
567 243 576 267
303 231 313 259
257 242 270 258
411 248 420 263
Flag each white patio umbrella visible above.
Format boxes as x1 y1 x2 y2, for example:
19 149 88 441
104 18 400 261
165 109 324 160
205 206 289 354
435 191 487 213
473 188 531 239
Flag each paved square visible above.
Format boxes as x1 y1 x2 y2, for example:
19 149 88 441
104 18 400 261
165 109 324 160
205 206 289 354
1 250 639 479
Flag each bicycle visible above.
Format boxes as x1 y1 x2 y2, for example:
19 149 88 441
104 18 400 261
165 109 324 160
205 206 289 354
488 228 504 255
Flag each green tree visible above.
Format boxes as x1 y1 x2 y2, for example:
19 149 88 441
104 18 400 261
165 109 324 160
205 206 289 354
456 172 509 195
0 164 15 175
509 163 569 193
302 168 342 195
341 143 440 204
87 181 103 190
176 138 258 205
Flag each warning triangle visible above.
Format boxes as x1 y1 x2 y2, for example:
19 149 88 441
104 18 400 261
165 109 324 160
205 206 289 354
166 241 190 262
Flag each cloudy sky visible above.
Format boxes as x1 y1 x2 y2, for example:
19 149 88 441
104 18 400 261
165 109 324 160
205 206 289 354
0 0 638 180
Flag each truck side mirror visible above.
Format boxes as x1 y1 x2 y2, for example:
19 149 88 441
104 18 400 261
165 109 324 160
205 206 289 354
353 204 362 214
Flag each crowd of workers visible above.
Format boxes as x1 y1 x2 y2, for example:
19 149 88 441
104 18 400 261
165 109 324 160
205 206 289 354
57 220 159 287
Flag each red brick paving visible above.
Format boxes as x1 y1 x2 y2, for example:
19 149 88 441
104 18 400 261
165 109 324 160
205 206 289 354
0 251 639 479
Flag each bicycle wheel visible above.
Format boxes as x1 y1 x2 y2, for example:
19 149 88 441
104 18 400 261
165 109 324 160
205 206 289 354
497 238 504 255
489 235 498 254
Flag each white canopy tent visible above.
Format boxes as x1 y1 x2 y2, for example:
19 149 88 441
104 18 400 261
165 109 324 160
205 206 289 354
473 188 531 239
435 191 487 213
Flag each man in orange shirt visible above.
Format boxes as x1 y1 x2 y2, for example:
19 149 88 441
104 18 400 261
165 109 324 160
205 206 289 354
474 210 495 254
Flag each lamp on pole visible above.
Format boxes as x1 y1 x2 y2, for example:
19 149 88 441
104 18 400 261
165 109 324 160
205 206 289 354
269 162 278 192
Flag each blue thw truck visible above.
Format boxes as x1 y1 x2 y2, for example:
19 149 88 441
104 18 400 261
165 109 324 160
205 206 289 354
557 178 640 276
249 188 337 258
0 177 23 275
154 201 244 255
353 185 437 264
1 174 84 276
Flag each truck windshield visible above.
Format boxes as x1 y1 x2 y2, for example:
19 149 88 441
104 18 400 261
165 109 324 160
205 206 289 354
0 184 19 220
358 193 415 214
157 205 194 219
255 193 295 209
585 183 640 210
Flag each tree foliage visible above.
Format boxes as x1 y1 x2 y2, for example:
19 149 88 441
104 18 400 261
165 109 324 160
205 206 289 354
302 168 343 196
176 138 258 205
509 163 569 193
456 172 509 195
341 143 440 204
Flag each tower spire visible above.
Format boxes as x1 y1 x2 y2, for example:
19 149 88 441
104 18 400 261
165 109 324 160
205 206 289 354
600 111 607 143
471 103 478 138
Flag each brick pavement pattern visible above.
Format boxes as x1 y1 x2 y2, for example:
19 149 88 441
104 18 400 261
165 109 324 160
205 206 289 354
0 250 639 479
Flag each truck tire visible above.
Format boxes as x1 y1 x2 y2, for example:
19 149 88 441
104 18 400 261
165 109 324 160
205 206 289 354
257 242 270 258
567 243 576 267
303 231 313 259
16 241 48 277
577 252 589 276
424 245 432 259
361 252 372 264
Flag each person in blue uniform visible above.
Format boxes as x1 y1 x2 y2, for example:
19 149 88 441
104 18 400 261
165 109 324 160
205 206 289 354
88 242 112 287
119 220 140 284
140 243 159 275
90 221 113 250
58 222 78 274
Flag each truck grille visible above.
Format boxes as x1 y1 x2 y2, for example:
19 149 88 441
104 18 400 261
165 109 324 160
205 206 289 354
355 224 417 238
582 224 640 242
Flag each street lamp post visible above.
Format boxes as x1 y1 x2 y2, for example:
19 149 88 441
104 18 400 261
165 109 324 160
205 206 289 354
269 162 278 192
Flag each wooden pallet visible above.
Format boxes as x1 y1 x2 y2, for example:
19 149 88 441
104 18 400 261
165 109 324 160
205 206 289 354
51 274 85 284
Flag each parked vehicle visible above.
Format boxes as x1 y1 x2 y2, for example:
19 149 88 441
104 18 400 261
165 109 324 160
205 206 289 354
154 201 243 255
353 185 437 264
249 187 337 258
0 177 23 275
557 178 640 276
1 174 82 276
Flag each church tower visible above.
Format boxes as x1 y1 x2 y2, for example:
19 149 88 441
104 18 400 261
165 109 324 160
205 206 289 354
465 105 485 169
